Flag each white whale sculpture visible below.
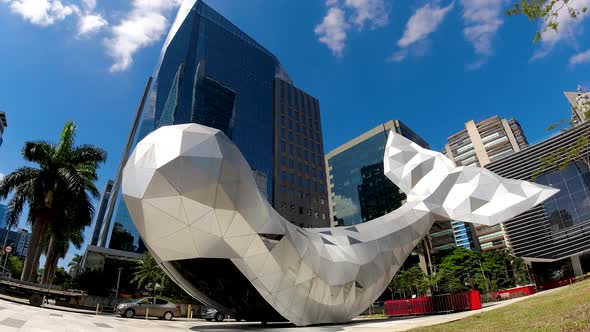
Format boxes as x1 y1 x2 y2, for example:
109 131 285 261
122 123 557 326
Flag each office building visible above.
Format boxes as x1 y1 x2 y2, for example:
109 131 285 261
0 112 7 147
443 116 528 251
326 121 454 273
15 229 30 257
90 180 114 246
564 88 590 125
96 0 328 255
326 120 428 226
273 78 329 228
486 121 590 276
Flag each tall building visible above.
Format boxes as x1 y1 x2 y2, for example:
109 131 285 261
325 121 454 274
97 0 328 255
90 180 114 246
443 116 528 251
564 88 590 125
326 120 428 226
15 229 30 257
0 112 7 147
0 204 6 230
273 78 329 228
485 121 590 276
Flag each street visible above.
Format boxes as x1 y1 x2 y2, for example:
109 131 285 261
0 292 545 332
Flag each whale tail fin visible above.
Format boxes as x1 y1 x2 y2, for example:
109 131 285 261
383 131 559 226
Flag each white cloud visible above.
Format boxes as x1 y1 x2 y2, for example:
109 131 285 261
104 0 181 72
4 0 78 26
0 173 4 181
569 49 590 65
387 50 407 62
344 0 389 30
532 0 590 60
461 0 503 57
397 2 454 48
77 13 106 35
315 6 350 57
315 0 389 56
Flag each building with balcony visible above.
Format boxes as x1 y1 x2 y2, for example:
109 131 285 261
443 116 528 251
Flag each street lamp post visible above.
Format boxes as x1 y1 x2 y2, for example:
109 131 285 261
115 268 123 300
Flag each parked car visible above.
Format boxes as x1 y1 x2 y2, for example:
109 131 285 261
201 307 227 322
115 297 181 320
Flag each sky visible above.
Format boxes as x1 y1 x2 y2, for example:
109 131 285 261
0 0 589 269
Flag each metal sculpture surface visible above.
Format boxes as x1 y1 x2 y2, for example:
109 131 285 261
122 124 557 326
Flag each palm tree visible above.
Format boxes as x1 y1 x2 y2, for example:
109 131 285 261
131 252 165 295
0 121 106 282
42 222 85 284
67 254 83 276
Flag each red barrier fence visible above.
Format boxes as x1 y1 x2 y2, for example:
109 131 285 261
540 277 576 290
385 290 481 317
490 285 536 300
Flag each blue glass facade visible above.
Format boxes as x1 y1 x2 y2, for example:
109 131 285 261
536 161 590 233
327 121 429 226
105 1 293 252
451 221 478 250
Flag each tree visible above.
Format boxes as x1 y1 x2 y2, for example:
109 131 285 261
131 252 166 295
0 121 106 282
6 256 23 278
506 1 588 42
68 254 83 276
531 89 590 181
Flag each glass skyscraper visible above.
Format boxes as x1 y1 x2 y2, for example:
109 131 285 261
326 120 429 226
100 0 327 253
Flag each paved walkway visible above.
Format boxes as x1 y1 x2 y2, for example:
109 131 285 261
0 287 563 331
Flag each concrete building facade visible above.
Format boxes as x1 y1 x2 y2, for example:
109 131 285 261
443 116 528 251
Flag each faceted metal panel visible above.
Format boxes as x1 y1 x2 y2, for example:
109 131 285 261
122 124 558 326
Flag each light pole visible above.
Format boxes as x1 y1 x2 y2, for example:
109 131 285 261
115 268 123 300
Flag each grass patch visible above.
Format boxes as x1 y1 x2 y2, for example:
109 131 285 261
411 279 590 332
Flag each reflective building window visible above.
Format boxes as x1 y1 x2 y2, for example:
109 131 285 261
536 161 590 233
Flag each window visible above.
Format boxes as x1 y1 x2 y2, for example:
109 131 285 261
288 119 293 129
281 186 286 192
155 298 168 305
299 206 304 215
280 116 285 126
280 128 285 139
280 157 286 166
281 171 286 183
536 161 590 233
289 159 294 168
280 141 286 153
289 173 294 185
298 176 303 186
289 144 294 155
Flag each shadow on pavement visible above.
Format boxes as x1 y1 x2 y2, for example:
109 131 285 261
189 317 410 331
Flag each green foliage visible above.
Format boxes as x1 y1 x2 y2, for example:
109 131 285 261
531 136 589 181
130 252 166 293
0 121 107 281
52 267 71 287
6 255 23 278
506 0 588 42
391 248 531 298
68 254 83 274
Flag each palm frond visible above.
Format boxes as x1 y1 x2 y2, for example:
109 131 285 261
0 167 40 199
22 141 55 167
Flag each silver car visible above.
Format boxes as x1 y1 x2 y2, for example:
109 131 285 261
115 297 181 320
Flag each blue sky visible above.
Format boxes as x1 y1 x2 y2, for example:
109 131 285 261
0 0 589 268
